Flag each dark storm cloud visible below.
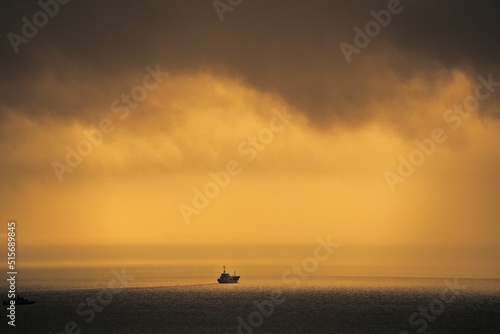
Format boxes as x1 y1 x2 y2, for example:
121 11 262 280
1 0 499 126
384 1 500 72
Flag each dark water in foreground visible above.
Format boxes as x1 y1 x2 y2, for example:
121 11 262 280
3 277 500 333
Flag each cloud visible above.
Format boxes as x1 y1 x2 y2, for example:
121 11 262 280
1 1 500 268
1 0 500 129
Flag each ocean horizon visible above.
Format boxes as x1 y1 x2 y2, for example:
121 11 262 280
3 267 499 333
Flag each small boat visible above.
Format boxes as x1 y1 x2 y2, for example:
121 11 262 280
3 294 36 305
217 266 240 284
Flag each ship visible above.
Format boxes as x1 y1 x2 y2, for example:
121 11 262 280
3 294 36 305
217 266 240 284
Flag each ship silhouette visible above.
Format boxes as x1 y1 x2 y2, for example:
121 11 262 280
3 294 35 305
217 266 240 283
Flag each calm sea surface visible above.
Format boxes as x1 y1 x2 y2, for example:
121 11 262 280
2 268 499 333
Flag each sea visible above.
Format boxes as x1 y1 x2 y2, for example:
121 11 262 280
2 267 500 334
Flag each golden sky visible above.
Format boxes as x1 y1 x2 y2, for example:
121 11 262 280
1 0 499 278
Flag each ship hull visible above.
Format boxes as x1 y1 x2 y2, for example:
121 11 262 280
217 279 239 284
3 301 35 305
217 276 240 284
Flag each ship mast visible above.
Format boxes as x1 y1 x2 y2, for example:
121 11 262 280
223 266 226 274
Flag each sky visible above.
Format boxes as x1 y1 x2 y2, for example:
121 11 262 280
1 0 500 278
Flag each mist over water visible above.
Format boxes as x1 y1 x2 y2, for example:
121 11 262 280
13 243 500 281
